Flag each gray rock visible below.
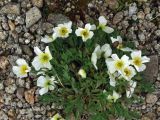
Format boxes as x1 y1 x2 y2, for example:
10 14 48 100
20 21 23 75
138 33 145 41
16 87 25 100
0 3 20 15
146 94 158 104
144 55 159 82
0 111 8 120
113 12 123 25
42 22 54 34
31 0 43 8
0 31 8 40
47 14 70 25
21 45 33 56
26 7 42 28
0 81 4 90
5 84 17 94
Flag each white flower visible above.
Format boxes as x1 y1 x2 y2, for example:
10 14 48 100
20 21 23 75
53 21 72 38
98 16 114 34
107 91 121 102
78 68 87 78
106 54 130 74
37 76 57 95
41 35 56 43
32 46 52 71
91 45 102 70
51 113 64 120
110 36 122 43
121 66 136 80
131 51 150 72
91 44 112 70
126 80 137 98
75 23 94 42
101 44 112 59
108 71 120 87
12 59 31 78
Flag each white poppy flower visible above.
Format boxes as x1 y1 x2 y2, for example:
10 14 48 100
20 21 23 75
107 91 121 102
41 35 56 43
110 36 122 43
106 54 130 74
91 45 102 70
131 51 150 72
98 16 114 34
91 44 112 70
37 76 57 95
53 21 72 38
101 44 112 58
75 23 94 42
78 68 87 78
108 71 120 87
32 46 52 71
12 59 31 78
126 80 137 98
121 66 136 81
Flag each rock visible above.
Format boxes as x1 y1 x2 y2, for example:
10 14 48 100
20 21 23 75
155 30 160 36
47 14 70 25
0 111 8 120
137 11 145 19
26 7 42 28
142 112 156 120
157 107 160 116
0 82 4 90
146 94 158 104
42 22 54 34
21 45 33 56
105 0 119 10
24 88 35 104
129 3 137 16
16 88 25 100
0 31 8 40
0 56 9 70
144 55 159 82
31 0 43 8
113 12 123 25
8 20 15 31
5 84 17 94
0 3 20 15
138 33 145 41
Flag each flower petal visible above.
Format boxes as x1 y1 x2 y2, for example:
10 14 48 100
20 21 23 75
103 26 114 34
16 59 27 66
85 23 92 30
39 87 48 95
34 47 43 55
98 16 107 25
45 46 52 59
32 57 41 71
37 76 46 87
131 50 141 58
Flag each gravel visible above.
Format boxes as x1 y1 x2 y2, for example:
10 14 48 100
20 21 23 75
0 0 159 119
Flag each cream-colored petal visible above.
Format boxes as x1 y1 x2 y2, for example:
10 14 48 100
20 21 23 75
98 16 107 25
103 26 114 34
91 53 98 70
39 87 48 95
45 46 52 59
37 76 46 87
16 59 27 66
34 47 43 55
111 54 119 61
32 56 42 71
142 56 150 63
131 50 141 58
75 28 83 36
85 23 92 30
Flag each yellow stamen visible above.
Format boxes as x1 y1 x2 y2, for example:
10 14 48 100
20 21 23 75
59 27 68 36
20 65 28 75
133 57 142 67
115 60 124 70
81 29 89 38
39 53 50 64
124 68 131 77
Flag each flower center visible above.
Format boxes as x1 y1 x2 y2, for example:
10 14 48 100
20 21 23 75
133 57 142 67
81 29 89 38
45 80 52 87
124 68 131 77
115 60 124 70
40 53 50 64
59 27 68 36
20 65 28 75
